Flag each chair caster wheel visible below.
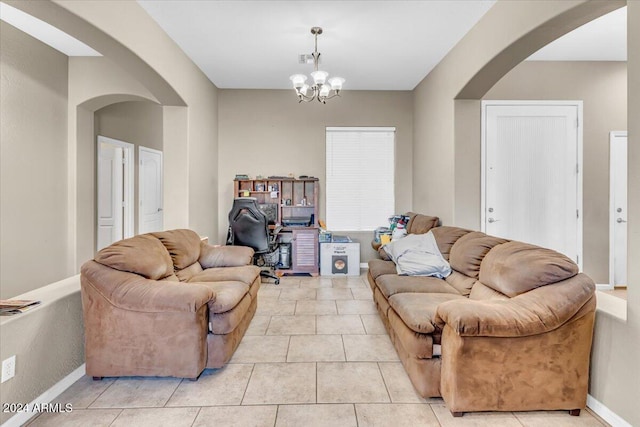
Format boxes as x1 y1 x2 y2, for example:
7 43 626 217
275 279 280 285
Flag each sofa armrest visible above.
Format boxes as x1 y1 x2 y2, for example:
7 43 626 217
434 274 595 337
199 244 254 268
82 272 215 313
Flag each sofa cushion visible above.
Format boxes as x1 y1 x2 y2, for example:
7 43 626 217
188 265 261 285
444 271 477 297
406 212 439 235
479 241 579 297
151 229 202 270
199 244 254 268
176 262 204 282
368 259 397 280
431 226 473 261
208 293 253 334
94 234 173 280
389 292 466 334
469 281 509 301
194 281 250 314
376 275 460 299
449 232 508 279
388 309 435 359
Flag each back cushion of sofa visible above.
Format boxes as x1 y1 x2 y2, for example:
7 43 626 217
176 262 204 282
430 226 473 261
469 281 509 301
406 213 439 235
444 271 477 296
151 229 202 270
449 231 508 279
479 241 579 297
94 234 173 280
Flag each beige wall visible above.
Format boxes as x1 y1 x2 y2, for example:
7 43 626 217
0 279 84 426
95 100 164 237
476 61 627 284
0 22 69 299
589 3 640 425
218 89 413 261
95 101 163 151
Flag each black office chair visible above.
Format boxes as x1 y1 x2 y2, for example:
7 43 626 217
227 197 281 285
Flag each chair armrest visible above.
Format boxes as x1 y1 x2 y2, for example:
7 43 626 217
199 243 254 268
83 273 215 313
434 274 595 337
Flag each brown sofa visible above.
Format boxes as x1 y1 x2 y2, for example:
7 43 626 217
80 229 260 380
368 226 595 416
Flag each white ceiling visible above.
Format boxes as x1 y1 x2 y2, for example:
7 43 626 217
527 6 626 62
138 0 496 90
1 1 626 89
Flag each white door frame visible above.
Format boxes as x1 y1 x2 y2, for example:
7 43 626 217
97 135 135 247
138 146 164 234
608 131 628 290
481 100 583 268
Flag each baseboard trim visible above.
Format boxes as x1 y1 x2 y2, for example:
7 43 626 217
1 364 85 427
360 263 368 269
587 394 632 427
596 283 613 291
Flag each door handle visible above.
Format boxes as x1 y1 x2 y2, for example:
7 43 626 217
488 218 500 223
617 218 627 223
157 208 163 212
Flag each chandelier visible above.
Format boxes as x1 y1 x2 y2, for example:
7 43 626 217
289 27 345 104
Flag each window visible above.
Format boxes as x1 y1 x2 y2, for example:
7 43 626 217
326 127 395 231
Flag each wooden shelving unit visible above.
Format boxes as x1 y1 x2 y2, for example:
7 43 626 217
233 177 319 275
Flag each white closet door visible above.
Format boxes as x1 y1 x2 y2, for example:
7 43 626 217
97 143 123 250
483 102 581 263
139 146 164 234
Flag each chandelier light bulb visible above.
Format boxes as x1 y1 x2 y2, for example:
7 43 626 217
319 83 331 97
290 74 308 89
328 77 345 91
311 70 328 85
300 84 309 95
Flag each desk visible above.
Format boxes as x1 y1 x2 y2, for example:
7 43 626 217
276 227 319 276
235 177 320 276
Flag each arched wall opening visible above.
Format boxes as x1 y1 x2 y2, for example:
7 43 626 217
6 1 220 272
72 95 168 265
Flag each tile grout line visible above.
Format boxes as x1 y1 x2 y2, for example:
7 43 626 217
239 363 256 406
163 377 184 408
189 407 203 427
376 362 393 404
106 408 124 427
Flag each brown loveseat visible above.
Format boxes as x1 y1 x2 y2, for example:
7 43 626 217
368 226 596 416
80 229 260 380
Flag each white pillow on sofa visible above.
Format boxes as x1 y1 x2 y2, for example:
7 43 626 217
383 231 451 278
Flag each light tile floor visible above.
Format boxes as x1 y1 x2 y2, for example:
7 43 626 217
27 272 609 427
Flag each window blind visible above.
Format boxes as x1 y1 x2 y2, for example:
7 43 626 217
326 127 395 231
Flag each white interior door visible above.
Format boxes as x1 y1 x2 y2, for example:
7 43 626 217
97 143 123 250
139 146 163 234
482 101 582 265
610 131 628 288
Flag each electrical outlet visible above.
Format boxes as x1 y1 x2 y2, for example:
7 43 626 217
1 355 16 383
